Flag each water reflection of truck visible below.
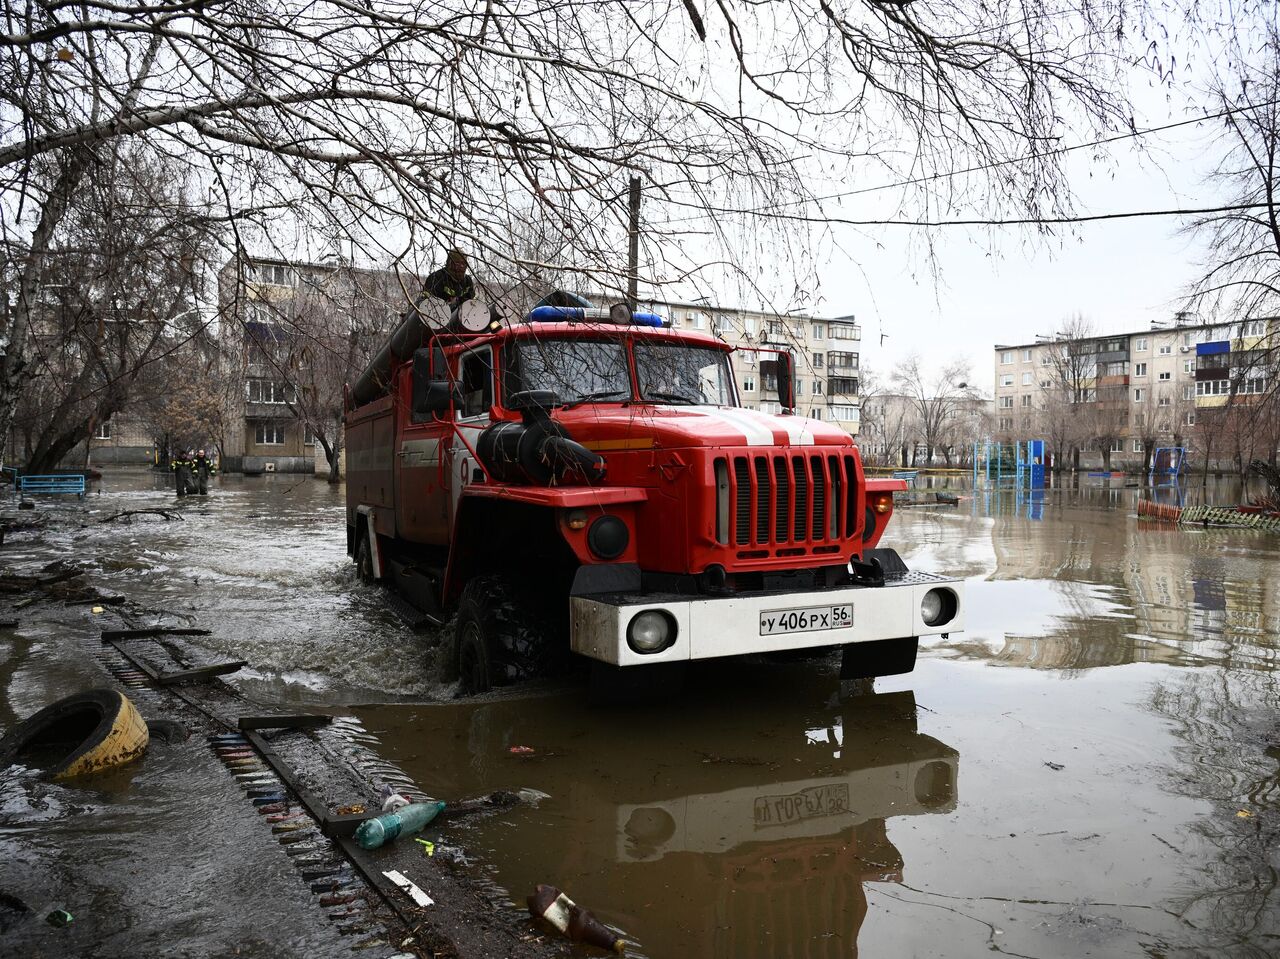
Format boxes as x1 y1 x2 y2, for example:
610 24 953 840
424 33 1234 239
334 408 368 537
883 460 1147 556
343 296 964 692
421 685 957 958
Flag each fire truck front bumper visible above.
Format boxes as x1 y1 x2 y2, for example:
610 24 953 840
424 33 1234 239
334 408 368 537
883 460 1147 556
569 571 963 667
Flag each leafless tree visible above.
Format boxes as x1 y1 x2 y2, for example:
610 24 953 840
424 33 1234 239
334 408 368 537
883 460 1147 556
890 353 973 466
1 1 1159 467
4 147 219 473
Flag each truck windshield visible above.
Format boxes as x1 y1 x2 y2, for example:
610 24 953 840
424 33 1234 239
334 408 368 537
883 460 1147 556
510 338 631 406
634 342 736 406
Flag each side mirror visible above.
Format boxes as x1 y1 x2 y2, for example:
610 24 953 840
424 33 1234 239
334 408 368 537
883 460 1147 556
507 390 560 414
776 350 796 414
412 349 461 417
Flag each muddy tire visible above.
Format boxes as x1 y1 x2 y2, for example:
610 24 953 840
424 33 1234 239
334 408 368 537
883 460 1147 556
452 576 550 695
354 529 375 584
0 688 149 779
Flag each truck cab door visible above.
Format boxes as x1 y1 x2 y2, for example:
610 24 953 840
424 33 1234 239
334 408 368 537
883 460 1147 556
395 344 451 544
449 345 495 519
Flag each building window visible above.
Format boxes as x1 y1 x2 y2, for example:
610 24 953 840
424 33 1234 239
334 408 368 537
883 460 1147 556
1196 379 1230 396
1135 337 1148 351
1133 439 1144 452
1021 394 1032 407
1183 385 1194 401
829 323 857 341
742 317 756 336
1000 374 1014 387
1021 371 1032 385
247 379 293 404
811 380 823 395
1134 362 1148 376
94 421 111 440
999 396 1014 409
1110 440 1124 452
998 416 1013 430
1000 350 1013 364
811 323 825 340
1158 371 1171 381
1242 319 1266 337
830 405 859 422
741 376 755 392
1239 376 1268 395
1158 344 1172 355
1183 331 1198 348
254 262 292 285
828 352 858 370
255 423 285 445
812 352 824 368
1186 411 1196 425
1158 396 1170 407
304 425 316 444
1022 348 1032 362
1183 360 1195 374
809 409 822 421
1134 388 1145 401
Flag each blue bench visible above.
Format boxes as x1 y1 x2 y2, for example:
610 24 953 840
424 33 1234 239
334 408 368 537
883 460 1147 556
891 470 919 481
16 474 86 497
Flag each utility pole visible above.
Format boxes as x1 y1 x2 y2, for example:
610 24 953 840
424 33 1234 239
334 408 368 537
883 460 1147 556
626 176 641 310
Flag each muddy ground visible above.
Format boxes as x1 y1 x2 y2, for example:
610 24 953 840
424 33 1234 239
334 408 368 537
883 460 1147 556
1 468 1278 958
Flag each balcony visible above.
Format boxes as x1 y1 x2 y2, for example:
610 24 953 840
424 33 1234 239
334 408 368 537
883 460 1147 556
1097 374 1129 387
827 376 859 396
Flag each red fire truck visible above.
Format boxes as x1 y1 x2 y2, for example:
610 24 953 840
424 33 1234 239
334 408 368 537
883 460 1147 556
344 297 963 694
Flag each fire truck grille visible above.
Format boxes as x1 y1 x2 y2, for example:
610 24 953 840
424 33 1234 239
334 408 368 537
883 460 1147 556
719 453 858 550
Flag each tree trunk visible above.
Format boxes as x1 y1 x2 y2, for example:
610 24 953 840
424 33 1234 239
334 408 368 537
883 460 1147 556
1102 448 1111 471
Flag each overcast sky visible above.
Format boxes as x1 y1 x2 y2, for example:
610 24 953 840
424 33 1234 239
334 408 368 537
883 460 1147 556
813 96 1224 387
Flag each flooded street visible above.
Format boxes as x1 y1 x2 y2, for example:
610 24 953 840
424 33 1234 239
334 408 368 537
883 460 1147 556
3 469 1279 956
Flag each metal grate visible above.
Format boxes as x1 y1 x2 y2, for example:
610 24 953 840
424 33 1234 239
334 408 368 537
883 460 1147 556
726 453 855 550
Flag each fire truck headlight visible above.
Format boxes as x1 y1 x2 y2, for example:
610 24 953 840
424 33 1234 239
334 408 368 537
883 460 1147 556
588 515 629 559
921 588 957 627
628 610 675 653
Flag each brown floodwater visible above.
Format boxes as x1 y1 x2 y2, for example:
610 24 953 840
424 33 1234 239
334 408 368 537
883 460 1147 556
2 470 1278 957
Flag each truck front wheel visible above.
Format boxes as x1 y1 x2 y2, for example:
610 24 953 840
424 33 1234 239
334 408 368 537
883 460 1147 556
452 576 550 695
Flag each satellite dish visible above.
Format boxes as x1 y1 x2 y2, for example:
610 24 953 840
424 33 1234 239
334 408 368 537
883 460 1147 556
455 299 490 333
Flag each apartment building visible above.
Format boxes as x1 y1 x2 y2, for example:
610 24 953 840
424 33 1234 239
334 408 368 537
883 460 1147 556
993 316 1277 463
641 299 862 434
217 256 412 473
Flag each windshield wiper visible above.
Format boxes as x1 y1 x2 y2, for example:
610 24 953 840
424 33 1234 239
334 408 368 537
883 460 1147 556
644 391 700 405
563 389 629 409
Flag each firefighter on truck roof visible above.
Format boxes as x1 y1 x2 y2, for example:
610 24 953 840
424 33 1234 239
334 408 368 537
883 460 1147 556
422 248 475 306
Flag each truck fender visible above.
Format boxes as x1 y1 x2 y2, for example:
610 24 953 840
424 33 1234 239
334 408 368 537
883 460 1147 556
355 504 386 580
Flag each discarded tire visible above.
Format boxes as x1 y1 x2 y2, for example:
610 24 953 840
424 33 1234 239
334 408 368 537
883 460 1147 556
0 688 149 779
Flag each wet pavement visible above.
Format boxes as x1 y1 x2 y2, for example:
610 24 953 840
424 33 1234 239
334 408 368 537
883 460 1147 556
2 468 1279 956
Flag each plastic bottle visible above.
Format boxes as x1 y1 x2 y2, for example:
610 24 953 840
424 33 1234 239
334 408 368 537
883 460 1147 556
527 884 624 953
354 800 446 850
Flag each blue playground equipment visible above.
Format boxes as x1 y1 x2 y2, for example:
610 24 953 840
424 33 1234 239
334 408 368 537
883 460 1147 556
14 473 86 497
972 439 1046 491
1150 447 1187 478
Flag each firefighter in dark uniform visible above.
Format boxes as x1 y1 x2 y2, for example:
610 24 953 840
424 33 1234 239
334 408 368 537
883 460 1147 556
193 448 217 495
170 450 194 496
422 248 475 305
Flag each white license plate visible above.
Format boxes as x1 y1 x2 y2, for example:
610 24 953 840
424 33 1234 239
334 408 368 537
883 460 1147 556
759 604 853 636
753 783 850 827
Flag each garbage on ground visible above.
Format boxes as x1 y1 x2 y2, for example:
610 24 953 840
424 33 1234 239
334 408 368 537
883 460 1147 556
1044 761 1065 771
46 909 74 927
508 745 535 756
415 838 470 867
334 803 366 816
527 884 625 953
383 870 434 907
379 784 410 811
355 800 446 850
